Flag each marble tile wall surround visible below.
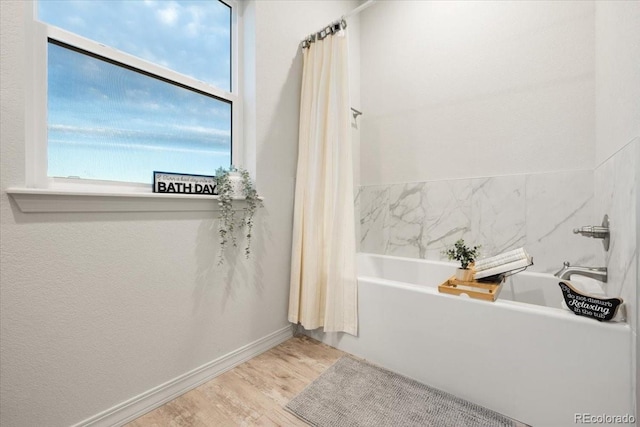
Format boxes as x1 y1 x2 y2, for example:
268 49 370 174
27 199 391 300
386 183 429 258
594 138 638 332
525 170 598 273
423 179 473 260
358 185 390 254
358 169 596 274
470 176 527 260
354 187 361 251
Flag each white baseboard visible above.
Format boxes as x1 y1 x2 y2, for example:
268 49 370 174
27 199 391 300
72 325 294 427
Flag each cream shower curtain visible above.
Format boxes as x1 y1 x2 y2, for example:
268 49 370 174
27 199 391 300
288 28 357 335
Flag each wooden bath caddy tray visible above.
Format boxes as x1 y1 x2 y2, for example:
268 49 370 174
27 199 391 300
438 276 504 302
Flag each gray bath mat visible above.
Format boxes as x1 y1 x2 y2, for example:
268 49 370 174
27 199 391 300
286 356 526 427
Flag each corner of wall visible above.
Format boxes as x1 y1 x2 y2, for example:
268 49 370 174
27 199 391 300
636 137 640 418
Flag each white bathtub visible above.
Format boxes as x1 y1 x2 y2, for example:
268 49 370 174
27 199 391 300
306 253 633 427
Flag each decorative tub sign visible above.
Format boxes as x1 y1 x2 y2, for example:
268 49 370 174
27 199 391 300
558 281 623 322
153 171 218 195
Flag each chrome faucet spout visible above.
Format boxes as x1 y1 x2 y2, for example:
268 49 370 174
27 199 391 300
554 261 608 283
554 261 571 278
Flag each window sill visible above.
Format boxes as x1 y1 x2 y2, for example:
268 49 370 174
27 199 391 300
6 188 255 213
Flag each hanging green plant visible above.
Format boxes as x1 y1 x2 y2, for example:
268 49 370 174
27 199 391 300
215 166 263 265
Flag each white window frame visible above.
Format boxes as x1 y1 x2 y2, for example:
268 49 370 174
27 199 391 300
21 0 243 199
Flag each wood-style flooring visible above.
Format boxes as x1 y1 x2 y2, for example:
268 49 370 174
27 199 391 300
126 335 344 426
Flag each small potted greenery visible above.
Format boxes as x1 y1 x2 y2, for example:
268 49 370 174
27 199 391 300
443 239 480 281
215 165 262 265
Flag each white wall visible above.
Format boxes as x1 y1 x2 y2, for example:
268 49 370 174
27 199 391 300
637 148 640 420
595 1 640 165
0 1 356 426
593 0 640 417
360 0 595 185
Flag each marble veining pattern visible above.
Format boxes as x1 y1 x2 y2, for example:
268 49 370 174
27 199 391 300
423 179 472 260
595 139 637 331
386 183 428 258
470 176 527 261
359 185 389 254
358 170 597 274
356 140 637 331
525 170 596 273
354 187 362 251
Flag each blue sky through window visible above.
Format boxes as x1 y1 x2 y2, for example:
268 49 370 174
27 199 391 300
39 1 232 184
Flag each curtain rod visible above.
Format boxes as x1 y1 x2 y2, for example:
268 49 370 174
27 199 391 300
300 0 377 49
300 19 346 49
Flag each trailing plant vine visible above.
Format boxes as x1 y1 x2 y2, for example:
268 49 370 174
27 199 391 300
216 166 236 264
215 166 262 265
239 168 261 258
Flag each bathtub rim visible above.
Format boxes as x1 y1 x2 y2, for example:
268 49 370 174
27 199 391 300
357 252 630 331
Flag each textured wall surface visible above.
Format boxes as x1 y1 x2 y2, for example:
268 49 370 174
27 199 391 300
0 1 357 426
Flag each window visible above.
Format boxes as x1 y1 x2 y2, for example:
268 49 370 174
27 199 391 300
27 0 240 188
